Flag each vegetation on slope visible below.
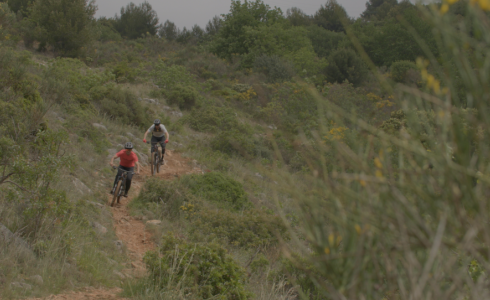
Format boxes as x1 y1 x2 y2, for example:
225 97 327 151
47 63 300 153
1 0 490 299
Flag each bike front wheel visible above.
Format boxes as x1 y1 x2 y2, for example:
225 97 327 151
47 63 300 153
152 152 158 176
111 180 122 207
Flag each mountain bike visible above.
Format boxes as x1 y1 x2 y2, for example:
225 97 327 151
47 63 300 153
147 141 163 176
110 166 134 207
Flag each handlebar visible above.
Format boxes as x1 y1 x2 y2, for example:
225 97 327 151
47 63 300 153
112 166 136 175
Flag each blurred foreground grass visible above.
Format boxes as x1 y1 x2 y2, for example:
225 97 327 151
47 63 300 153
268 2 490 299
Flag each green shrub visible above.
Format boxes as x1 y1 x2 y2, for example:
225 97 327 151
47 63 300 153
151 61 197 90
144 235 251 299
181 172 249 210
63 113 110 154
203 79 225 91
91 85 148 126
112 60 137 83
250 254 270 273
130 177 195 219
189 208 289 248
211 129 257 157
325 48 367 86
390 60 417 83
184 105 245 133
253 55 294 83
165 84 198 110
272 253 323 299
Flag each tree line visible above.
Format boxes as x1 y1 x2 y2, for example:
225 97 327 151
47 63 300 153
1 0 467 86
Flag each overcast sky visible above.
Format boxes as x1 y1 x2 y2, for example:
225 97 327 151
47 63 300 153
94 0 371 29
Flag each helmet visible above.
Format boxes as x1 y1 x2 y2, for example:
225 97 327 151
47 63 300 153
154 119 161 125
124 142 133 149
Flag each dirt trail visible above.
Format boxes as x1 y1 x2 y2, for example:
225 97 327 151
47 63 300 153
29 150 200 300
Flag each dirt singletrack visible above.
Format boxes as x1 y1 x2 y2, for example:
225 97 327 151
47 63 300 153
29 150 201 300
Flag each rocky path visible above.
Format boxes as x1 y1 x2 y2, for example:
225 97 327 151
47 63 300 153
29 150 201 300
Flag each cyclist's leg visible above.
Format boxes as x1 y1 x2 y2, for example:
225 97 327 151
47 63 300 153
124 167 135 194
160 140 166 160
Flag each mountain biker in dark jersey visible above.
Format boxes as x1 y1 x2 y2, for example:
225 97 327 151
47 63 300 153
143 119 169 163
109 142 141 197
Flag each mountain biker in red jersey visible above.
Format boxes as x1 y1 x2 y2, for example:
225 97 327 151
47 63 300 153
142 119 169 163
109 142 141 197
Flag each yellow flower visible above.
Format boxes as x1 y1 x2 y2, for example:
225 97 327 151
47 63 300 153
328 234 335 246
427 74 435 88
324 247 330 254
433 80 441 94
355 224 361 235
446 0 459 3
440 4 449 14
374 157 383 169
375 170 384 178
359 179 366 187
479 0 490 10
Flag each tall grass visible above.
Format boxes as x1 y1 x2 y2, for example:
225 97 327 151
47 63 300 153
269 2 490 299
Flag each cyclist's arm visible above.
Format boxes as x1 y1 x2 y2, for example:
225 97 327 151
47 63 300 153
110 154 119 167
143 130 150 141
165 131 169 141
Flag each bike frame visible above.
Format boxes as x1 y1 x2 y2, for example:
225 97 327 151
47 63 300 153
111 167 134 206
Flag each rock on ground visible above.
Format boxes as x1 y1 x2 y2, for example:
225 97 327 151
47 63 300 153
146 220 162 226
114 240 124 253
0 223 33 257
92 123 107 131
133 149 148 166
72 177 93 195
29 275 43 286
91 222 107 235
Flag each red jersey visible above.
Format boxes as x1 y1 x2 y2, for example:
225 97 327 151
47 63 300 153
116 150 139 168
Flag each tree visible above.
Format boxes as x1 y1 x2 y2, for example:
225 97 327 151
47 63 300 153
362 0 398 20
307 25 347 58
159 20 177 41
6 0 33 16
205 15 222 36
286 7 312 26
28 0 96 57
325 48 367 86
114 1 159 39
357 5 438 66
95 17 121 42
211 0 284 60
313 0 350 32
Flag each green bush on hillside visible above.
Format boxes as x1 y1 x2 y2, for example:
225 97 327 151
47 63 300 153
211 129 257 157
325 48 367 86
92 85 148 126
184 105 245 133
131 177 195 219
390 60 417 83
189 208 289 248
144 234 251 299
165 84 198 110
151 61 197 90
253 54 294 83
112 60 137 83
181 172 249 210
271 253 323 298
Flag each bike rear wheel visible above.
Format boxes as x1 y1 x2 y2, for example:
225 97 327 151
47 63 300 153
111 180 122 207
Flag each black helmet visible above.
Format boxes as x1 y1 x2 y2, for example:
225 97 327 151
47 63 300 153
124 142 133 149
154 119 161 125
